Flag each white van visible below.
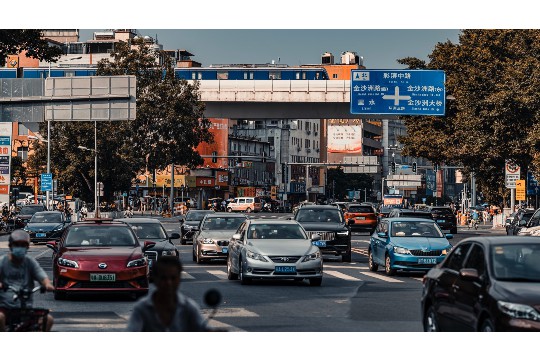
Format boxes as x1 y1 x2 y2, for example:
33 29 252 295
227 197 262 213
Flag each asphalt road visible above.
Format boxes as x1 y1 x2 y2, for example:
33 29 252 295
0 214 506 332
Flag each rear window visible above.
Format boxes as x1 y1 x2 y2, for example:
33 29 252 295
65 225 137 247
401 212 432 219
430 208 453 215
348 206 373 214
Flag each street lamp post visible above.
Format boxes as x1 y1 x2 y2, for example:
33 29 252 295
77 122 98 218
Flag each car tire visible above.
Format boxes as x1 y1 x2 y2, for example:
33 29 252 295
192 248 196 262
309 277 322 286
423 305 439 332
246 207 252 213
227 256 238 280
54 291 66 300
239 259 251 285
368 249 378 272
342 249 352 263
195 247 203 264
385 254 396 276
480 318 495 332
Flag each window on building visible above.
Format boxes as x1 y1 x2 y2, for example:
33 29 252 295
18 123 29 136
249 72 254 80
233 143 237 151
65 71 75 77
244 72 248 80
333 74 338 79
268 136 274 146
302 72 306 80
217 71 229 80
269 71 281 80
192 72 197 80
197 72 202 80
295 72 300 80
17 146 28 161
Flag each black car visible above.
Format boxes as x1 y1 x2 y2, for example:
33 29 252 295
117 218 180 277
426 206 457 234
506 209 535 235
17 204 46 226
23 211 69 244
387 208 433 220
421 236 540 331
180 210 215 245
377 206 398 223
294 205 352 262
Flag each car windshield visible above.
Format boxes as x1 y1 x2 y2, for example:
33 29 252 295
20 207 43 215
400 212 432 219
296 209 343 223
185 212 210 221
430 208 453 215
127 223 167 239
65 226 137 247
202 217 245 230
247 224 307 240
522 213 534 222
347 206 373 213
390 221 443 237
491 244 540 282
30 213 62 223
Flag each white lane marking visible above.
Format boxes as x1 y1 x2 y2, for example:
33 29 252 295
359 271 404 283
325 270 362 281
324 265 368 270
181 271 195 279
412 277 424 282
355 240 371 244
201 307 258 317
206 270 228 280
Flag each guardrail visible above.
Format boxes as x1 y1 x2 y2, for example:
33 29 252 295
191 80 350 94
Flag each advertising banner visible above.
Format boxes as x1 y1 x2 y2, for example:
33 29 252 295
0 123 10 203
216 171 229 187
327 125 362 154
196 118 229 168
196 177 215 187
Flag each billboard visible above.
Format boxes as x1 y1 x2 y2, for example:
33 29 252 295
327 119 362 163
0 123 11 203
196 118 229 168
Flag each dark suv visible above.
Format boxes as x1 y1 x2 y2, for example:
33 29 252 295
179 210 215 245
426 206 457 234
294 205 352 262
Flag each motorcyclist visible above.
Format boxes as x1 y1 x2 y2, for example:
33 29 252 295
0 230 55 332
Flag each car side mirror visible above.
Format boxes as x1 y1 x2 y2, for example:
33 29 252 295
459 268 480 282
170 233 180 240
143 240 156 252
377 232 388 238
46 241 58 253
445 234 453 239
519 220 527 226
311 234 321 241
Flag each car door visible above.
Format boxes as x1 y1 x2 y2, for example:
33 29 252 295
431 242 473 331
230 222 247 272
451 243 487 331
372 221 389 265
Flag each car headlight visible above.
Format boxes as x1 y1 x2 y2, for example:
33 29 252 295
53 225 64 231
393 246 411 255
202 238 214 244
127 257 147 268
23 227 29 232
497 301 540 321
302 251 321 262
246 250 268 262
58 257 79 268
161 250 176 256
337 230 350 236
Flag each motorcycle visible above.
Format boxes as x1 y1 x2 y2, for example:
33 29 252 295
1 284 50 332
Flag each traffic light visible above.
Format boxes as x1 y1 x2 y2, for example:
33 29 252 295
412 162 417 174
391 162 396 174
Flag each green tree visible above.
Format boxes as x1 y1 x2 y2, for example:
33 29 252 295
0 30 62 67
398 30 540 205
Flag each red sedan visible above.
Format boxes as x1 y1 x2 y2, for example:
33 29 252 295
47 219 149 300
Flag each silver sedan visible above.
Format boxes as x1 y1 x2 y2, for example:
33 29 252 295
226 219 323 286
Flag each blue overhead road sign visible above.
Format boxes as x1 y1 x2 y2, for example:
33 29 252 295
350 70 446 115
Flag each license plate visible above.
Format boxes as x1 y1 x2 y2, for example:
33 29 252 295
36 233 46 237
436 220 445 223
148 259 153 268
418 258 438 265
90 273 116 282
356 217 366 220
275 266 296 274
312 240 326 247
222 247 228 254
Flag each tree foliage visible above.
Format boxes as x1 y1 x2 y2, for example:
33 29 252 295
28 38 213 202
0 30 62 67
398 30 540 204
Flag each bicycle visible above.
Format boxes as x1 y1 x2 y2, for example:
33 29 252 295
1 284 50 332
468 218 479 230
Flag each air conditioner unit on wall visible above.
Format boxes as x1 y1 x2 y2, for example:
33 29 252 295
314 131 318 136
297 147 301 152
306 148 311 153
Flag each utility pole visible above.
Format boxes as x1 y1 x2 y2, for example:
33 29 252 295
170 164 175 216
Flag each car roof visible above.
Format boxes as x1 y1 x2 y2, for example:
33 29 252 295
299 205 340 210
117 218 161 224
204 213 248 218
387 217 436 223
72 219 128 226
34 211 63 214
187 210 214 213
248 219 300 224
395 210 431 214
457 236 540 246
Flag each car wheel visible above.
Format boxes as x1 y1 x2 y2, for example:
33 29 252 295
227 208 232 213
309 277 322 286
54 291 66 300
342 249 352 263
195 247 203 264
385 254 396 276
192 248 196 261
227 256 238 280
368 249 378 272
239 259 251 285
246 207 252 213
423 305 439 332
480 318 495 332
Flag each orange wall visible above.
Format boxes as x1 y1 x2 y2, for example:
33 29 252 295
323 64 359 80
196 118 229 168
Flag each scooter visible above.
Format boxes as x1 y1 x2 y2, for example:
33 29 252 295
2 284 50 332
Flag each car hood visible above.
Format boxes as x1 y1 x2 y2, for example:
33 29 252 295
518 225 540 236
183 221 201 228
492 281 540 305
296 223 347 232
390 237 450 250
247 239 316 255
61 247 142 262
26 223 63 231
198 230 237 240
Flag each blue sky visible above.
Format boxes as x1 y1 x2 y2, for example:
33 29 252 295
78 29 461 69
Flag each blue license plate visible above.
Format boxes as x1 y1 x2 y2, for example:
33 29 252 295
222 247 228 254
275 266 296 274
312 240 326 247
36 233 46 237
418 258 438 265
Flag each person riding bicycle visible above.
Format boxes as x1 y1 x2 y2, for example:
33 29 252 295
470 210 479 228
0 230 55 332
127 256 208 332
